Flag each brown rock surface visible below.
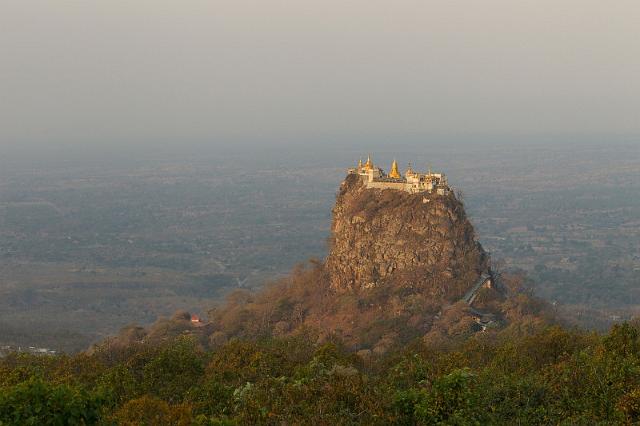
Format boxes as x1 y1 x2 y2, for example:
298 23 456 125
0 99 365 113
326 173 489 300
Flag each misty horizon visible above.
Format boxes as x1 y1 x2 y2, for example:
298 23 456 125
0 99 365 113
2 1 639 153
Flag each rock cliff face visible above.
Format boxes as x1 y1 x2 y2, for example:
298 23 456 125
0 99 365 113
326 173 488 300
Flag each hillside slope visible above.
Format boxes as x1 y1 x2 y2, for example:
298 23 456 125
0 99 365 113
101 173 550 353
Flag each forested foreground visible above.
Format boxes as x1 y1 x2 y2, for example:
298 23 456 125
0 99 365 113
2 324 640 425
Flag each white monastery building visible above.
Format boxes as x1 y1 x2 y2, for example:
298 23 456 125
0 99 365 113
348 155 450 195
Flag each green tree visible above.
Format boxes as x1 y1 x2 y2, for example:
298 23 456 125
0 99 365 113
143 337 205 403
0 379 102 425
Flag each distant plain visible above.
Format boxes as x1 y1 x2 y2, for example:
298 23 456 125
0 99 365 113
1 141 638 351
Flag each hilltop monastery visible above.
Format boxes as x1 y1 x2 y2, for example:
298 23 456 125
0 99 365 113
348 155 450 195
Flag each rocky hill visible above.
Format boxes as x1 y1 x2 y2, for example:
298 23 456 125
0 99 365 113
327 173 489 298
99 172 551 354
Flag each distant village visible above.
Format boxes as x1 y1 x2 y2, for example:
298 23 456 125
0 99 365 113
0 345 56 358
349 155 450 195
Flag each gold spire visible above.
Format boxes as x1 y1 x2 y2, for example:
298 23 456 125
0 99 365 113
364 154 373 170
389 159 401 179
358 158 363 168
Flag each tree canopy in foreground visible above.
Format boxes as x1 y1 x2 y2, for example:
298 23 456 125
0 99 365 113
2 322 640 425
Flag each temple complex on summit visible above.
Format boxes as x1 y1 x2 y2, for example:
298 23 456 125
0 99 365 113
348 155 450 195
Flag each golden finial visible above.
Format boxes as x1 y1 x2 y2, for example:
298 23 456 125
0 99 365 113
364 154 373 170
389 159 401 179
358 158 363 168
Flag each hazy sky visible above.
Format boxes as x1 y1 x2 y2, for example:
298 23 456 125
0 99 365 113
2 1 639 151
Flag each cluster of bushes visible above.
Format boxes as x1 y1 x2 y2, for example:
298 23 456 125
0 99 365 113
2 323 640 424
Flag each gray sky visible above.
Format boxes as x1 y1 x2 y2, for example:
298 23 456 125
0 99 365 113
1 0 639 150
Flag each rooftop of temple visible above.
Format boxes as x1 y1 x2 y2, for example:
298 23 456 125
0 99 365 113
347 155 450 195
